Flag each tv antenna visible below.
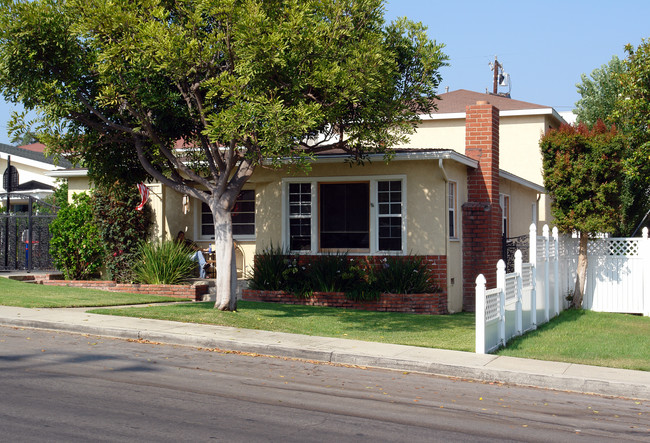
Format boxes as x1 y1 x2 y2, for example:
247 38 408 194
489 56 511 97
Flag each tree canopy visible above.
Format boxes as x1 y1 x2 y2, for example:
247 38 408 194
0 0 448 309
540 121 626 307
574 55 625 127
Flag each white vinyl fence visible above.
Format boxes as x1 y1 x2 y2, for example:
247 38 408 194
475 224 649 354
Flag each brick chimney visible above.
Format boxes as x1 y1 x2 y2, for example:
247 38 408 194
461 101 502 311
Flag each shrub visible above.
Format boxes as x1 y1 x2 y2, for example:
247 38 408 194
248 245 297 291
49 193 103 280
93 181 152 282
374 256 439 294
134 240 195 285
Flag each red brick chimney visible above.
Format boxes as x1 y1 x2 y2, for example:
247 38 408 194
461 101 503 311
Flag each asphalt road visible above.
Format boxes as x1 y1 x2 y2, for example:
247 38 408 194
1 326 647 442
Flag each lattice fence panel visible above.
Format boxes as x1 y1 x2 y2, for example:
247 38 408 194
485 288 501 323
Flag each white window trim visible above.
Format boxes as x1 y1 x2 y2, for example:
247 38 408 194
448 180 458 240
500 193 510 238
282 175 407 255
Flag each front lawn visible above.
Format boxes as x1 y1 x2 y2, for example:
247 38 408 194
90 301 476 351
496 309 650 371
0 277 181 308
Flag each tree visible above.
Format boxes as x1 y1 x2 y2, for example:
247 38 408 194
574 56 625 127
0 0 447 310
540 122 626 308
612 39 650 235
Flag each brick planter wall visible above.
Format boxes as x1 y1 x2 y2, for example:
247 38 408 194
40 279 208 300
242 290 448 315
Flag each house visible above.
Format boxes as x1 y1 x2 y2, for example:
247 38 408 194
53 90 565 312
0 143 71 210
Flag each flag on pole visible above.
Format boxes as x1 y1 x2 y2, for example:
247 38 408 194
136 183 150 211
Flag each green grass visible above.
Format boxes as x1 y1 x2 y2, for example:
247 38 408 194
90 301 476 351
0 277 182 308
497 309 650 371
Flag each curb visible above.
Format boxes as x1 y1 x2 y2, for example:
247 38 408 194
2 314 649 401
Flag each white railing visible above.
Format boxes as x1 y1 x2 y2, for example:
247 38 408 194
475 224 649 354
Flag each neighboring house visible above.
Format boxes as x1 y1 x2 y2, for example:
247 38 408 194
0 143 71 211
52 90 565 312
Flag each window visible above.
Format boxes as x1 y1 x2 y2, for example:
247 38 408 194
201 190 255 239
285 177 404 253
320 182 370 250
288 183 312 250
448 181 457 238
377 180 402 251
500 194 510 237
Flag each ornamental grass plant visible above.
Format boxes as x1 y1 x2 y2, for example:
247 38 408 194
134 240 195 285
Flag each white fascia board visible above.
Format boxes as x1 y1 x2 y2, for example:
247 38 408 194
46 168 89 178
0 152 63 171
417 112 465 120
500 169 546 193
419 107 564 124
300 149 478 168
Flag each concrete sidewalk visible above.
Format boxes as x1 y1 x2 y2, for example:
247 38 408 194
1 304 649 400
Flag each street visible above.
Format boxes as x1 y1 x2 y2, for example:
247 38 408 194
1 326 647 442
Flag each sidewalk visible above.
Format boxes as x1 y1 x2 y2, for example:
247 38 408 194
1 304 649 400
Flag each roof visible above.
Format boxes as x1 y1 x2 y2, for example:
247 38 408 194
17 142 47 153
14 180 55 192
0 143 72 168
433 89 550 114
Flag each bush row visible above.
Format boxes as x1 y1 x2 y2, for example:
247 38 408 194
248 246 441 300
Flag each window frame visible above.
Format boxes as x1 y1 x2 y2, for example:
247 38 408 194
448 180 458 239
282 175 407 255
500 193 510 238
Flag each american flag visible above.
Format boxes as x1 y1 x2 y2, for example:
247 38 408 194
136 183 150 211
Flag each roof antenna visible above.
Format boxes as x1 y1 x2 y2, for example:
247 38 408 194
488 56 511 98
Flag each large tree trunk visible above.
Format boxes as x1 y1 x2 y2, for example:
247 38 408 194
211 204 237 311
572 233 588 309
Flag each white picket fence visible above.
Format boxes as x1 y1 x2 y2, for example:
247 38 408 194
475 224 649 354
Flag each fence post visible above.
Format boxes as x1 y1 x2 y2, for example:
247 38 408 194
553 227 560 316
529 223 537 329
543 225 550 323
475 274 487 354
496 260 506 347
514 249 523 335
642 227 650 317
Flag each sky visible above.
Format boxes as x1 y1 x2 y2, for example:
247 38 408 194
0 0 648 145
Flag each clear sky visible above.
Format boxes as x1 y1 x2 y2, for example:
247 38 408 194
0 0 648 145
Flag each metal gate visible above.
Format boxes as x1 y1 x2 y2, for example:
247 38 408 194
1 193 58 271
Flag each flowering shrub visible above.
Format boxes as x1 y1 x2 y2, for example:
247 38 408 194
93 181 152 282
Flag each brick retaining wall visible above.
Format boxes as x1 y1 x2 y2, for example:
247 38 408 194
242 290 448 315
40 279 208 300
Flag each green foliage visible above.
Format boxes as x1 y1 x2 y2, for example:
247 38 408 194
574 56 625 127
133 240 195 285
540 122 626 235
49 193 103 280
247 245 295 291
250 248 440 300
92 181 153 282
611 39 650 234
373 256 438 295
